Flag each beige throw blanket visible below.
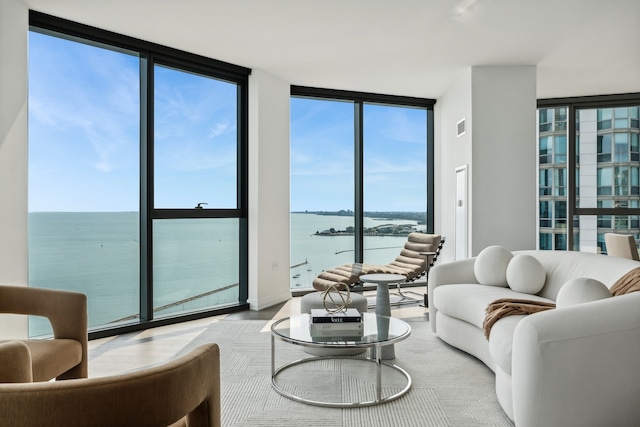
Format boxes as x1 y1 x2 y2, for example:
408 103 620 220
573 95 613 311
483 266 640 340
482 298 556 339
610 267 640 296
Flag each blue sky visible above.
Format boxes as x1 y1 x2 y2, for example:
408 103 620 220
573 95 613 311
290 98 428 212
28 31 428 213
29 31 140 212
29 31 238 212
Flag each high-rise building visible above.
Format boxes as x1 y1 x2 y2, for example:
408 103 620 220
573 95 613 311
538 105 640 253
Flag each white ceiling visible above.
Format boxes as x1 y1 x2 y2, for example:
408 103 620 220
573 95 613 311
23 0 640 100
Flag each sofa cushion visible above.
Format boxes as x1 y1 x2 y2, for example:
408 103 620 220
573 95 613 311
556 277 612 308
514 250 639 301
474 245 512 287
506 254 546 294
433 284 553 330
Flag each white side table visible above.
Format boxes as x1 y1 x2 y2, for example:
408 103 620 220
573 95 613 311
359 273 406 359
419 251 437 307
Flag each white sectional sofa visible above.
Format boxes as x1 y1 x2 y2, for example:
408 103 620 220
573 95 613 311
428 249 640 427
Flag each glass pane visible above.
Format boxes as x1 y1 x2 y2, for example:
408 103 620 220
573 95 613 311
570 105 640 253
554 168 566 196
554 233 567 250
555 109 567 130
578 107 640 208
539 233 552 250
597 134 612 162
28 31 140 337
363 103 428 265
614 107 629 128
614 133 629 162
631 107 640 128
154 65 238 209
554 201 567 227
537 107 568 250
290 97 355 289
615 119 629 128
539 109 551 132
539 136 551 163
539 201 550 218
153 219 239 316
598 167 613 195
554 135 567 163
615 167 629 195
600 109 613 119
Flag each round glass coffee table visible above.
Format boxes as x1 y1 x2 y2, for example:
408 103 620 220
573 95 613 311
271 312 411 407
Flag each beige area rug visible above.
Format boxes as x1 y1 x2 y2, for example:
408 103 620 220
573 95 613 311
177 316 514 427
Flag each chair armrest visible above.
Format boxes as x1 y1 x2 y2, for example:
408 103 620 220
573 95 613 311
0 341 33 383
0 285 87 378
512 292 640 427
428 258 477 332
0 343 221 427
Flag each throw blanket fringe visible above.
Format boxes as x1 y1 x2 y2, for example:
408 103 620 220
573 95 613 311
610 267 640 296
483 298 556 339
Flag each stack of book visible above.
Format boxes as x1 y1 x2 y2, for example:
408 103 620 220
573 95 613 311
309 308 363 342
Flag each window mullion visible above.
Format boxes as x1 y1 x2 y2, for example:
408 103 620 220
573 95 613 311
567 106 576 250
140 53 154 322
354 100 364 264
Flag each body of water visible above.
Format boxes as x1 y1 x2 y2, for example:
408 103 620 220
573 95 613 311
290 214 424 289
27 212 423 336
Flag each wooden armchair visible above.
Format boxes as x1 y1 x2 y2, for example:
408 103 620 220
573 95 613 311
0 342 221 427
0 285 87 381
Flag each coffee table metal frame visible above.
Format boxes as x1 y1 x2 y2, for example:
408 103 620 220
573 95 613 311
270 313 412 408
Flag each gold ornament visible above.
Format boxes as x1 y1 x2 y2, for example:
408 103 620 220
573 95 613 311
321 283 351 313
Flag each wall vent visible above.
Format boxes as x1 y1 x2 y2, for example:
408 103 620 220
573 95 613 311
457 117 466 137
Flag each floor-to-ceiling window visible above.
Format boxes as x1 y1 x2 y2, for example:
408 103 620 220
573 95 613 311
537 94 640 253
290 87 434 290
363 103 429 265
152 64 242 318
28 12 249 338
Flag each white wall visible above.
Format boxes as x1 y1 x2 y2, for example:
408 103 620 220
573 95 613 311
437 66 537 258
0 0 29 338
434 68 472 262
247 69 292 310
471 66 537 253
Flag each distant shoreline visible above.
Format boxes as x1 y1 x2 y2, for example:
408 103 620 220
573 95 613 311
292 210 426 224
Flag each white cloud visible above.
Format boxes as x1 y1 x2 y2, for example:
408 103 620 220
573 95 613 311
209 122 229 139
94 159 116 173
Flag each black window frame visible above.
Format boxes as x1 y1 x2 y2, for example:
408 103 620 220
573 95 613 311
538 92 640 251
29 11 251 339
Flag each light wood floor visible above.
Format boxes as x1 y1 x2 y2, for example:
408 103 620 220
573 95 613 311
87 286 428 378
